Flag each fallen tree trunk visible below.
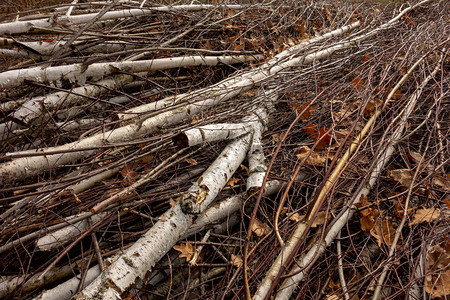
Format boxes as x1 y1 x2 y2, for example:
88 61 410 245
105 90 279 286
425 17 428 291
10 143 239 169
0 55 261 89
73 131 255 298
0 4 257 35
0 22 359 186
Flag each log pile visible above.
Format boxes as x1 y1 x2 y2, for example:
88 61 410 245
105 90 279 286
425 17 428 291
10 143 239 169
0 0 448 299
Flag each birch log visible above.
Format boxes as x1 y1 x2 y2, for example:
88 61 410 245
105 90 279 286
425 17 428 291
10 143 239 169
116 21 360 122
174 123 253 147
0 55 262 89
0 5 254 35
181 107 268 214
36 212 108 251
0 22 359 186
73 132 253 298
36 180 282 300
0 262 83 299
0 38 134 56
0 74 133 136
174 105 269 148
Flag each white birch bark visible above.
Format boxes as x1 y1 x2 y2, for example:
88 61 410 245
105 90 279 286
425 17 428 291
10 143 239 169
246 117 266 191
180 107 267 214
33 168 201 252
54 118 101 132
73 124 259 298
0 55 262 89
0 22 359 185
42 183 275 300
0 5 254 35
117 22 360 123
0 262 81 299
73 201 193 299
180 133 252 214
33 266 101 300
0 74 133 136
0 90 240 185
174 123 253 147
175 105 268 147
36 212 108 251
184 180 281 238
0 49 30 57
0 36 246 57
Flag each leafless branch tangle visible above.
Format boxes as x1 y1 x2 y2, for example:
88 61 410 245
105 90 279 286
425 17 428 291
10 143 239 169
0 0 448 299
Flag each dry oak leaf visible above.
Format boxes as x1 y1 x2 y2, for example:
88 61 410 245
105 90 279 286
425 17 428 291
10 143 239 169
311 211 327 228
290 212 327 227
271 132 286 144
355 195 379 232
119 165 138 184
231 254 243 268
410 208 441 226
240 164 250 176
371 219 396 247
295 145 328 165
425 244 450 298
227 176 240 187
432 174 450 191
291 102 314 121
387 169 413 188
251 218 271 237
169 198 177 207
289 212 304 222
173 242 195 262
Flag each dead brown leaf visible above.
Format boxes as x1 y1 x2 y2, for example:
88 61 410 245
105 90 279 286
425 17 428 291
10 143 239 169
409 151 435 172
173 242 195 262
355 195 379 232
169 198 177 207
227 176 240 187
410 208 441 226
289 212 304 222
388 169 413 188
240 164 249 176
119 165 138 184
271 132 285 144
425 244 450 298
139 154 154 164
191 115 202 123
242 90 257 97
251 218 271 237
231 254 243 268
295 145 328 165
311 211 327 228
432 174 449 191
371 219 396 247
